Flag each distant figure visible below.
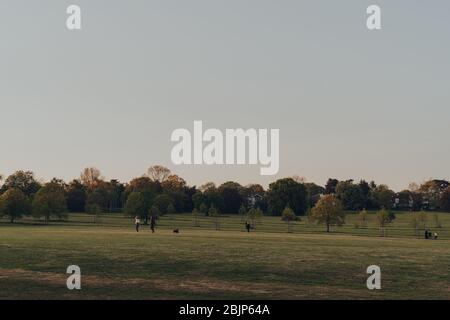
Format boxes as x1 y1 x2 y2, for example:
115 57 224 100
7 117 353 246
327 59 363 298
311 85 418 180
173 229 180 233
433 232 438 240
245 221 251 233
150 216 156 233
424 229 429 239
135 216 141 232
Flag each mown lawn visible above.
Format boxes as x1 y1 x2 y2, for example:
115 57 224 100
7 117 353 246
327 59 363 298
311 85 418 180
1 213 449 299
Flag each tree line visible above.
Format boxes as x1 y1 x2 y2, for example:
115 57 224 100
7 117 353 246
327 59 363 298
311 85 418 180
0 166 449 226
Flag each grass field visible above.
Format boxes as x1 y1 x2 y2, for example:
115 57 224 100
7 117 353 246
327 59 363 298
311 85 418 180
1 212 449 299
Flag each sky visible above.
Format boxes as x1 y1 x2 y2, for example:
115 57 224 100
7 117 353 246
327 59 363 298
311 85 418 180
1 0 449 191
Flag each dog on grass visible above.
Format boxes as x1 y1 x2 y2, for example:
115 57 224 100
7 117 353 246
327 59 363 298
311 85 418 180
173 229 180 233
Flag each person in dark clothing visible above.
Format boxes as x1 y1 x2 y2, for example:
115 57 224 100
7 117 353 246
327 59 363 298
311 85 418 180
245 221 251 233
425 230 429 239
150 216 156 233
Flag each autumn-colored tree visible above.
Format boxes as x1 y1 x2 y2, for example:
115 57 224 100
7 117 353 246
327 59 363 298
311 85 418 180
310 195 345 233
147 165 171 182
80 167 102 188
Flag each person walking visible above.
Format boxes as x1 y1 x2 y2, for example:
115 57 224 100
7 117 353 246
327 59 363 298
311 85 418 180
150 215 156 233
135 216 141 232
245 221 251 233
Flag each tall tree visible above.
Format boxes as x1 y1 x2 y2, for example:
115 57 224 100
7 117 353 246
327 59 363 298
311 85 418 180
80 167 102 188
324 178 339 195
66 180 87 212
310 194 345 233
218 181 243 214
124 192 149 220
335 181 365 210
1 171 41 197
281 206 296 233
370 185 395 209
32 182 67 223
0 189 31 223
267 178 307 215
439 186 450 212
147 165 171 182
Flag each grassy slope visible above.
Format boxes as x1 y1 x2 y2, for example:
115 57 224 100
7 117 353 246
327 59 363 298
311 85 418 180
1 212 449 299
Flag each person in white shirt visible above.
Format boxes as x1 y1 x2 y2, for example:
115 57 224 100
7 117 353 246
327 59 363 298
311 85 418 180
135 216 141 232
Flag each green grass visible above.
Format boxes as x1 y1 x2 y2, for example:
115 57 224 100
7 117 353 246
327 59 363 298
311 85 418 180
1 212 449 299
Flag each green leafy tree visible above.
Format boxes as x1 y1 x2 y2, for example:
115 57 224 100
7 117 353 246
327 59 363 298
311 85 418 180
439 186 450 212
376 208 391 237
1 171 41 197
335 181 365 210
238 205 247 216
149 205 161 218
411 211 428 237
310 195 345 233
192 208 201 227
208 205 220 230
218 181 243 214
267 178 307 215
370 185 395 209
281 206 296 233
166 203 176 214
124 192 148 219
247 207 262 229
356 209 368 228
433 213 442 228
66 180 86 212
0 189 31 223
32 182 68 224
153 194 173 215
199 203 208 215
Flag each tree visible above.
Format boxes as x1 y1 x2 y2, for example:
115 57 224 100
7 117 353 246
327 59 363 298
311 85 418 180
247 207 262 228
147 165 171 182
153 194 173 215
356 209 368 228
324 178 339 194
267 178 307 215
281 206 296 233
161 174 186 192
85 185 109 213
433 213 442 228
218 181 243 214
1 171 41 197
199 203 208 215
439 186 450 212
411 211 428 237
192 208 201 227
32 182 67 223
149 205 161 218
80 167 102 188
310 195 345 233
0 189 31 223
370 185 395 209
124 192 148 219
304 182 325 208
335 181 365 210
66 180 86 212
208 205 220 230
376 208 391 237
166 203 176 214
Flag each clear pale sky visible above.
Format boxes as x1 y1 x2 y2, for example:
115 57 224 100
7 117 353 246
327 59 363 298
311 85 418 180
1 0 449 191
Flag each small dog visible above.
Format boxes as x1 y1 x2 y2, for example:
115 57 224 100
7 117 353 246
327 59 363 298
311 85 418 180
173 229 180 233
